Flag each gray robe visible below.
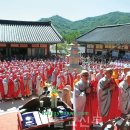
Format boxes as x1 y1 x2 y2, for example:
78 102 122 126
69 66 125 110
2 78 8 95
36 75 43 96
118 81 130 114
97 77 111 117
73 79 89 120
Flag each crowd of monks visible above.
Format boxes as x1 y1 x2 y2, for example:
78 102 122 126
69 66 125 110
0 59 130 129
73 61 130 130
0 59 66 100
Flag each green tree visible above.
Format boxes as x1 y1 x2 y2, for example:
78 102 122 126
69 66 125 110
52 42 70 55
51 31 81 55
62 31 81 44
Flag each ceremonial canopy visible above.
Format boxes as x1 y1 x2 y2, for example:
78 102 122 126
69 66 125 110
0 19 64 59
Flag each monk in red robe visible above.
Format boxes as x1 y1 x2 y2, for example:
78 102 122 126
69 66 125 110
0 78 4 100
89 73 99 123
51 68 59 86
13 76 22 98
3 76 14 99
19 75 26 96
57 71 65 90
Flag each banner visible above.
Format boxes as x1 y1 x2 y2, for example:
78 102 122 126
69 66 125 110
39 44 47 48
19 44 28 47
0 43 6 47
10 44 19 47
32 44 39 48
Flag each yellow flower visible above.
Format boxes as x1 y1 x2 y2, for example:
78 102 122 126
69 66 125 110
50 88 58 97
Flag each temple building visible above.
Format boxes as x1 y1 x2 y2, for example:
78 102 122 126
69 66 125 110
0 19 64 59
76 24 130 58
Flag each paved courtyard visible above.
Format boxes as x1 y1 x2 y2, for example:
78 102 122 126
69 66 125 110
0 97 36 130
0 96 37 115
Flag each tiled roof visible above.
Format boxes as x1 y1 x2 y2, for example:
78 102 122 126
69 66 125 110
0 19 64 44
76 24 130 44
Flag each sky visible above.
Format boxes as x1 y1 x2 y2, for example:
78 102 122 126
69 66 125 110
0 0 130 21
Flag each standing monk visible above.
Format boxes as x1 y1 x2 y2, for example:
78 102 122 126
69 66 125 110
73 70 91 130
118 73 130 115
97 68 121 122
0 78 4 100
3 76 14 99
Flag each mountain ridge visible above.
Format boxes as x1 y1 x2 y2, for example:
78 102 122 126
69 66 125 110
39 11 130 35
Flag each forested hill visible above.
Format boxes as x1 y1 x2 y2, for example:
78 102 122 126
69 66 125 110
39 11 130 35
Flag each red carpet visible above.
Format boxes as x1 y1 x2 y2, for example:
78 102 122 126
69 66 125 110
0 112 20 130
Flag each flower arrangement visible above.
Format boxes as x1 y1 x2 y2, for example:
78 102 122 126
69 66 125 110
50 87 58 108
50 88 58 97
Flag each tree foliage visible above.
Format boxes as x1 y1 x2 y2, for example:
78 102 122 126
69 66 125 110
52 42 70 55
62 31 81 44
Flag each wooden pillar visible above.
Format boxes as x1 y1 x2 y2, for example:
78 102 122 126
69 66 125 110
94 44 96 54
29 44 32 57
6 48 8 57
6 44 10 58
56 43 57 56
85 44 87 54
38 47 40 58
9 48 11 57
47 45 50 57
31 47 32 57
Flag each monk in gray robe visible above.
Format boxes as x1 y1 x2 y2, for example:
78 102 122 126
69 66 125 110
73 70 91 121
118 73 130 115
97 68 116 121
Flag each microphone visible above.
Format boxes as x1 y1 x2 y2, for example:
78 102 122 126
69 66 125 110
46 91 50 95
42 91 50 96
